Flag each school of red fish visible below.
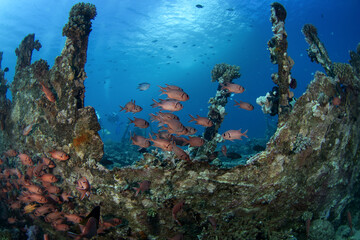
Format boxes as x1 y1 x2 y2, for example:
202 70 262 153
0 148 121 237
120 82 252 161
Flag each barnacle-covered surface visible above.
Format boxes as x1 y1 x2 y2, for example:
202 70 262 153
0 2 359 240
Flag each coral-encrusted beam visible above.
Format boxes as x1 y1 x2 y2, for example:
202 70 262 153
267 2 294 124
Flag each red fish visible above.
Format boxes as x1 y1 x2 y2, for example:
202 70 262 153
23 122 35 136
347 211 353 235
220 82 245 93
40 82 56 103
151 99 183 112
119 100 136 112
28 193 48 203
45 211 63 222
185 136 205 147
64 214 83 224
172 200 185 226
172 143 190 161
222 129 248 141
234 100 254 111
40 173 58 183
25 184 43 194
332 96 341 106
150 112 179 122
221 145 227 157
134 180 151 197
130 132 151 149
76 177 91 200
18 153 34 166
42 157 56 168
34 204 55 217
49 150 69 161
61 192 73 202
53 224 70 231
128 117 149 128
208 216 217 230
159 84 183 91
169 233 184 240
189 114 213 127
149 134 172 151
3 149 17 157
46 185 61 194
160 88 189 101
160 118 186 133
184 126 197 135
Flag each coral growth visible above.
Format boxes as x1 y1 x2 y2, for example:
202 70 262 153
62 3 97 40
301 24 333 76
211 63 240 83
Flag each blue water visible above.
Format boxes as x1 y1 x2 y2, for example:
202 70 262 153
0 0 359 139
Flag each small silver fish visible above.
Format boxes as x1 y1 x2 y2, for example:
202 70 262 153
137 82 150 91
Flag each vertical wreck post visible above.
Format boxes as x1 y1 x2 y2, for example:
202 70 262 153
192 63 240 160
302 24 333 76
14 34 42 73
0 52 11 131
267 2 295 124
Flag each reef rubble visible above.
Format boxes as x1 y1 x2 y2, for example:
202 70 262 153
0 2 359 240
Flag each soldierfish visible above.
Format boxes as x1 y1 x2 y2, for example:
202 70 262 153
150 112 179 122
39 82 56 103
185 136 205 147
172 200 185 226
18 153 34 166
189 114 213 127
221 145 227 157
160 88 189 102
134 180 151 197
149 134 172 151
222 129 248 141
130 132 151 149
40 173 58 183
171 143 190 161
49 150 69 161
159 84 183 91
76 177 91 200
128 117 149 128
119 100 136 112
220 82 245 94
234 100 254 111
151 99 183 112
22 122 35 136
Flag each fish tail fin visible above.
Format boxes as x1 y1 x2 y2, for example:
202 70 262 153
188 114 195 122
133 187 140 197
151 99 159 108
128 118 133 124
119 105 125 112
243 129 248 138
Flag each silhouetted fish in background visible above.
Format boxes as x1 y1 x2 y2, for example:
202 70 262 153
137 82 150 91
196 4 203 8
226 152 242 160
253 145 266 152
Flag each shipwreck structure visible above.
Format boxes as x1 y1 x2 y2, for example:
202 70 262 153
0 2 359 240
